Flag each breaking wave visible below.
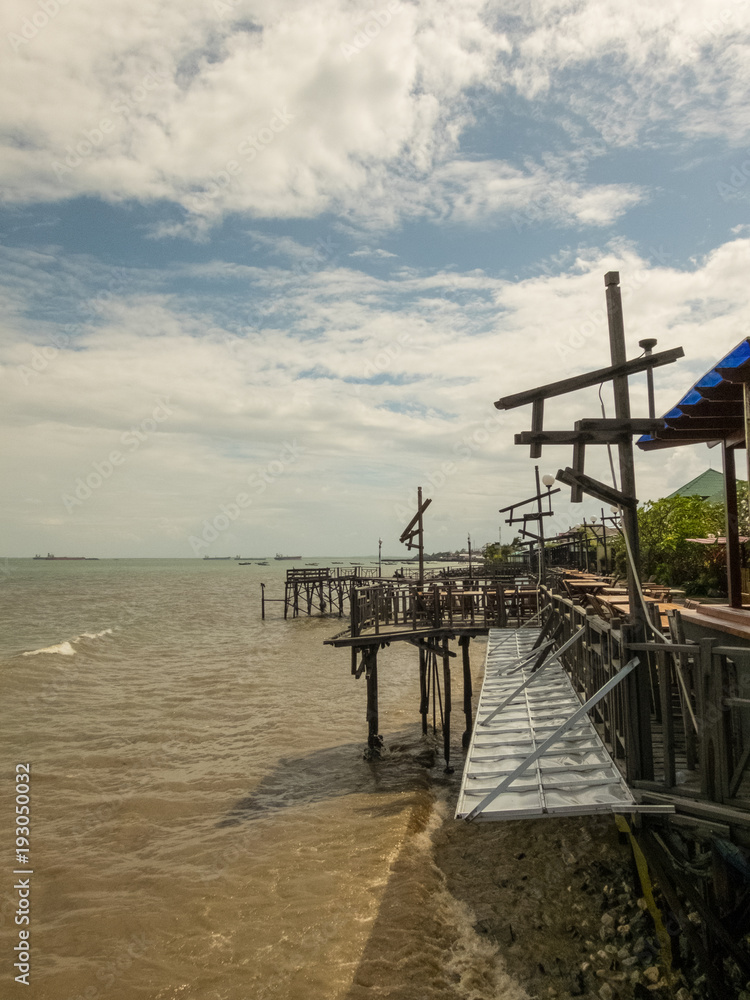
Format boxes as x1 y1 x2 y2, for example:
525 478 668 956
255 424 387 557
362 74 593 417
22 628 114 657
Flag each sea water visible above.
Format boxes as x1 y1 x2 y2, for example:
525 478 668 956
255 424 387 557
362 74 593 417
0 559 526 1000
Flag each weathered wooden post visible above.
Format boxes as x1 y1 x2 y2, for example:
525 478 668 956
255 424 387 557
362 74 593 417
723 441 743 608
365 646 382 756
621 621 654 782
604 271 643 626
442 637 453 772
261 582 266 620
419 645 428 735
460 635 473 748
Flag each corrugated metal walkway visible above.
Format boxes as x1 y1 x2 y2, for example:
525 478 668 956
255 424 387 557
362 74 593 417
455 627 635 821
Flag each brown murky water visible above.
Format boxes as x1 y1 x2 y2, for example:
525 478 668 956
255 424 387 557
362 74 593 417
0 559 533 1000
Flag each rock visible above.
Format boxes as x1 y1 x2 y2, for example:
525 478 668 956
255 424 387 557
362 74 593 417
570 970 586 996
598 984 614 1000
601 912 615 927
644 966 660 984
617 923 631 937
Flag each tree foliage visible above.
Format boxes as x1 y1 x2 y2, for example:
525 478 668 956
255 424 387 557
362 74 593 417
483 539 521 567
613 495 727 594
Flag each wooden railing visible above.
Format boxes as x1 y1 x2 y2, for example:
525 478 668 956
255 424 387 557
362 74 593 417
540 586 750 814
349 580 539 637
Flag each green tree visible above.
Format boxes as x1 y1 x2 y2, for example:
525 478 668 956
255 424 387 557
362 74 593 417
483 539 521 568
612 495 726 594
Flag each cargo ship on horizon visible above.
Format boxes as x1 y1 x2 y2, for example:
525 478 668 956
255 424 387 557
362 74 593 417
33 554 98 560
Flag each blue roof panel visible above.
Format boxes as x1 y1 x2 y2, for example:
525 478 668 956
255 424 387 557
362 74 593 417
676 388 705 408
695 370 723 389
718 339 750 369
638 338 750 451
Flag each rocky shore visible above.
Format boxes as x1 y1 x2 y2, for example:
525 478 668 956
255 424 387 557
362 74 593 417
431 810 728 1000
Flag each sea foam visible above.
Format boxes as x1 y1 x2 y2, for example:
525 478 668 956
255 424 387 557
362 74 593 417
22 628 114 656
23 640 76 657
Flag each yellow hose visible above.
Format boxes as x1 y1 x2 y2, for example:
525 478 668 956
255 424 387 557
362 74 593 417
615 814 673 976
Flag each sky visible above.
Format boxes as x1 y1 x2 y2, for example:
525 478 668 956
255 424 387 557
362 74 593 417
2 0 750 558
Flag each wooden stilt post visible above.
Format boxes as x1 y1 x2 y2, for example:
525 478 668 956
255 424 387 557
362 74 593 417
261 582 266 620
284 579 289 619
442 637 454 772
365 646 381 756
419 645 428 734
460 636 473 748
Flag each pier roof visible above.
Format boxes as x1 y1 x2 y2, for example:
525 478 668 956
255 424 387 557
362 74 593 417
636 336 750 608
637 337 750 451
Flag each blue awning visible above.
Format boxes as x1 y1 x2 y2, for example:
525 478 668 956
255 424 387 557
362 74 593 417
637 337 750 451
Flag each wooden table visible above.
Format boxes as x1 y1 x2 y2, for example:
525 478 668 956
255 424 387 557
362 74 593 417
597 597 684 629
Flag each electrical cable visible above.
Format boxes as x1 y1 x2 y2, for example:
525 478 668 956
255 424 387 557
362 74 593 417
613 507 698 733
598 376 698 733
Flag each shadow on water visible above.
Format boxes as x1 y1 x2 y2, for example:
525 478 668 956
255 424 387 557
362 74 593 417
215 724 499 999
216 726 441 828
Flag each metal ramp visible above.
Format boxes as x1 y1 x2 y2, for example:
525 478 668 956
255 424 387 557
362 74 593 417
455 627 636 821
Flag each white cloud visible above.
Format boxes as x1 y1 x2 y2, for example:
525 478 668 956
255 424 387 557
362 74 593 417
3 235 750 553
3 0 730 231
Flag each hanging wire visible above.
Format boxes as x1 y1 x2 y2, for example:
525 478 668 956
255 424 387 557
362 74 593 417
598 363 698 734
613 506 698 734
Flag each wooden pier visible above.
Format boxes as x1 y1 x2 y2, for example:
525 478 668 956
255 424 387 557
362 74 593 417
325 576 539 768
317 278 750 994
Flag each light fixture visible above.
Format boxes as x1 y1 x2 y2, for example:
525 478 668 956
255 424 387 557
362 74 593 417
610 505 619 514
590 516 597 523
542 474 555 488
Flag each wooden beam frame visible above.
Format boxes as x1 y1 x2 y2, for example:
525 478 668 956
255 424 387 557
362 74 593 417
494 346 684 410
555 467 637 509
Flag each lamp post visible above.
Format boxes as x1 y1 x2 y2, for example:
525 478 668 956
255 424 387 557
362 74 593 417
535 472 555 585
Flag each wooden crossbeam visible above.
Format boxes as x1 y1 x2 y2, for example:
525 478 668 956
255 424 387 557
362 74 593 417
498 487 560 514
516 430 631 446
575 418 664 433
494 347 684 410
555 467 637 509
399 497 432 542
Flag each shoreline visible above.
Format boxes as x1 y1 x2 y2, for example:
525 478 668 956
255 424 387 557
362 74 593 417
431 804 707 1000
